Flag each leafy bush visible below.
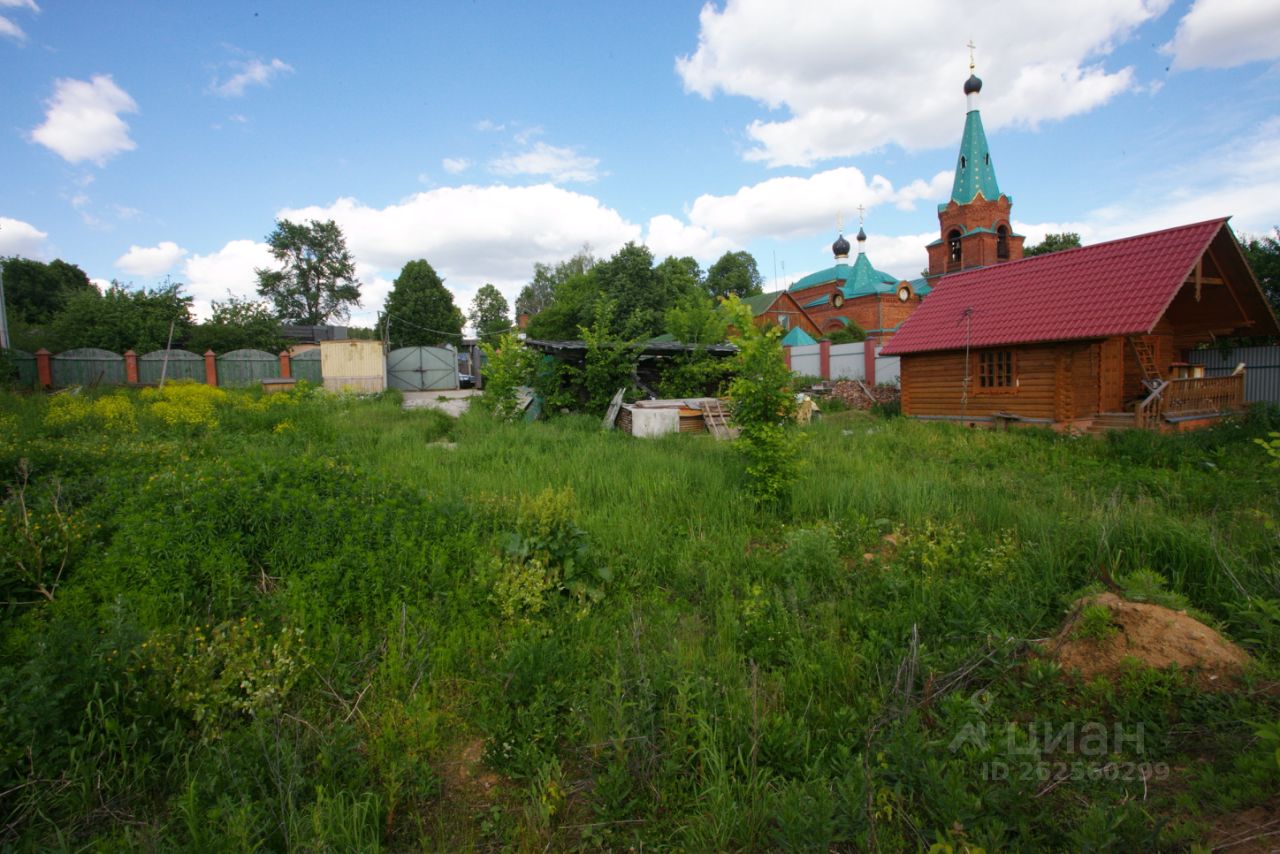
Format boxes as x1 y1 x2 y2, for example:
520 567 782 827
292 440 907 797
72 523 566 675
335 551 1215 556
141 380 227 429
479 330 537 420
724 295 802 507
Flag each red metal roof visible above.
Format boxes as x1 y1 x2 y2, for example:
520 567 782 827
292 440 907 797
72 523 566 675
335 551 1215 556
881 218 1228 355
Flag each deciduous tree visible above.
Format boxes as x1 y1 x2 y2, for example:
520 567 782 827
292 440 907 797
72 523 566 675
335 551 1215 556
705 251 764 300
469 284 511 343
1024 232 1082 257
48 280 193 353
255 219 361 324
187 297 286 354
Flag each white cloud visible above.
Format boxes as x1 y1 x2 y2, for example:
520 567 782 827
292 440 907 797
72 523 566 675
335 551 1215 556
490 142 602 183
1164 0 1280 70
274 184 641 322
0 216 48 258
115 241 189 277
181 239 275 320
30 74 138 166
644 214 737 262
211 57 293 97
0 16 25 40
677 0 1171 166
475 119 505 132
0 0 40 9
685 166 953 243
442 157 470 174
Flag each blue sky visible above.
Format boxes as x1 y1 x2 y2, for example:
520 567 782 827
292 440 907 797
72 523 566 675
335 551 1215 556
3 0 1279 326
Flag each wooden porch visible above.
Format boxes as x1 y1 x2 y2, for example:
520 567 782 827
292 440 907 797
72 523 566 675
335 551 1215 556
1133 369 1246 429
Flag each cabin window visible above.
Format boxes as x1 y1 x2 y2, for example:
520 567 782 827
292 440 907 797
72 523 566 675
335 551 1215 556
778 313 790 329
948 229 962 263
977 349 1015 390
997 225 1009 260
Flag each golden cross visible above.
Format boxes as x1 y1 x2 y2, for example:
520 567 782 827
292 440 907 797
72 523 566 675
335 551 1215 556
967 40 976 71
857 204 866 226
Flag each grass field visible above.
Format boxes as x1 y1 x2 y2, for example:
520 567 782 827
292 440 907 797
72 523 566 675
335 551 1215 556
1 382 1278 851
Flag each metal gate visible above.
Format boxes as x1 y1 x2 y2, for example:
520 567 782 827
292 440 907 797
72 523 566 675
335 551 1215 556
387 346 458 391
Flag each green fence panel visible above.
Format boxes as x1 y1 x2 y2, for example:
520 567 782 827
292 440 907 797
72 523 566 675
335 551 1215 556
3 349 36 387
51 348 125 387
139 349 205 384
291 349 322 383
216 349 279 387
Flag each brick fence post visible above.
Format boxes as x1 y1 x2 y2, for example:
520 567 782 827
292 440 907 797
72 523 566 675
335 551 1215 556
204 350 218 387
279 350 291 379
864 338 877 386
124 350 139 384
35 348 52 388
818 339 831 380
783 346 792 372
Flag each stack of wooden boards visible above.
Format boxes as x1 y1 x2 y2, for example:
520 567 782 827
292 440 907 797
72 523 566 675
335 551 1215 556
612 398 735 439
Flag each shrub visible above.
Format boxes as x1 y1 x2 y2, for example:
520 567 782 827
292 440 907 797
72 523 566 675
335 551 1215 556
480 330 538 420
724 295 803 507
141 380 227 430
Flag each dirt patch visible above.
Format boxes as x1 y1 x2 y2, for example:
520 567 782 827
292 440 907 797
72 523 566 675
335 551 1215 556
439 738 502 806
1204 798 1280 853
1048 592 1251 690
827 380 900 410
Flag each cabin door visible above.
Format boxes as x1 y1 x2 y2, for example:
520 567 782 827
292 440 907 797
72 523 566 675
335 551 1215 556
1098 338 1125 412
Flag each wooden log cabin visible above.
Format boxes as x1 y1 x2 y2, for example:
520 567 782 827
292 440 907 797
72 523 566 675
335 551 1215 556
880 218 1280 431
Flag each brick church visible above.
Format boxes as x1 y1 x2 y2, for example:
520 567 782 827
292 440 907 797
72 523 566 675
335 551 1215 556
784 69 1026 343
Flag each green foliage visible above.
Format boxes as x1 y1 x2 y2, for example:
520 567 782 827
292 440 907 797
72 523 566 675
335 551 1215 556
256 218 362 324
1255 431 1280 467
656 351 732 399
665 290 728 345
724 295 802 506
577 302 638 414
187 296 286 354
47 280 194 353
1073 603 1118 641
705 250 764 299
1239 226 1279 318
469 283 511 344
825 323 866 344
1 257 93 327
1 379 1279 849
515 249 596 320
381 259 464 347
478 331 537 420
1024 232 1082 257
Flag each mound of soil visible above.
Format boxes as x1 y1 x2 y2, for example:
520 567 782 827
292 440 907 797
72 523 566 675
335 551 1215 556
828 380 899 410
1049 592 1251 690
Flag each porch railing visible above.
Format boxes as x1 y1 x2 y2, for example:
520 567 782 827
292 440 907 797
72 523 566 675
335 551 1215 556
1136 370 1245 428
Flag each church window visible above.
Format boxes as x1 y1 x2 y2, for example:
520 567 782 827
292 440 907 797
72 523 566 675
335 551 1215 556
960 155 967 168
984 153 990 165
997 225 1009 260
948 229 962 263
977 349 1015 390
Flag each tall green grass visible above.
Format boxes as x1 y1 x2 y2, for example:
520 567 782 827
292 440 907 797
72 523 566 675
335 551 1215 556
0 387 1276 850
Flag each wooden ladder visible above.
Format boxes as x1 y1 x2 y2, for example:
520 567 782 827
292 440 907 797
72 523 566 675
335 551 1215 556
701 400 739 440
1128 337 1162 389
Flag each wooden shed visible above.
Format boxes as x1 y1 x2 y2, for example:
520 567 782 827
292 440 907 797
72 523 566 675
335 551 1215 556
320 339 386 393
881 219 1280 431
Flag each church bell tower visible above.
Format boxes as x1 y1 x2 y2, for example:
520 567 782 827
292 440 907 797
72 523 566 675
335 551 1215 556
926 57 1024 280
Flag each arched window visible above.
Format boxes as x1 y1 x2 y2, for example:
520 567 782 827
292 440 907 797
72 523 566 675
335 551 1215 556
948 229 962 264
959 155 967 169
997 225 1009 260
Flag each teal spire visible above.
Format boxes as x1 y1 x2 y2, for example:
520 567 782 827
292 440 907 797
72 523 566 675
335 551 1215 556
949 77 1001 205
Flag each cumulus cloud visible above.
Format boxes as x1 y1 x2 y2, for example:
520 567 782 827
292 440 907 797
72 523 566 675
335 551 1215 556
115 241 189 277
0 0 40 9
211 57 293 97
685 166 952 243
644 214 738 262
30 75 138 165
1164 0 1280 70
0 216 48 258
490 142 602 183
181 239 275 320
677 0 1170 166
442 157 470 174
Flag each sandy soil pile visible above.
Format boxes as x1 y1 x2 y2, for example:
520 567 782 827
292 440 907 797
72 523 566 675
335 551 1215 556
1049 592 1251 690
